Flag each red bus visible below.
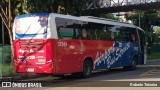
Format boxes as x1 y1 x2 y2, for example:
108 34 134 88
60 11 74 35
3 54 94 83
13 13 148 77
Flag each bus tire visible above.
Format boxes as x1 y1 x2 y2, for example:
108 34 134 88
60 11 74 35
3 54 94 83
131 57 137 70
82 60 92 78
123 57 137 71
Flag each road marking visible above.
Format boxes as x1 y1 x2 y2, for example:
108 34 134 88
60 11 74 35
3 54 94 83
140 67 160 76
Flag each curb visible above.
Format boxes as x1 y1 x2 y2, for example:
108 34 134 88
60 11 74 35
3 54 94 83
147 59 160 62
0 73 45 81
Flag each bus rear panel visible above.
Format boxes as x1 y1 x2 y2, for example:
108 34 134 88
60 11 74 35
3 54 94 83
13 13 55 74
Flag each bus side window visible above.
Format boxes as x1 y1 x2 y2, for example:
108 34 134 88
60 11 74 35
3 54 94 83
111 32 115 40
120 27 131 42
120 27 138 43
114 32 120 41
130 34 138 43
73 21 92 40
92 23 114 41
109 25 123 41
57 27 62 39
131 34 135 42
55 18 75 39
78 29 90 40
120 31 129 42
72 28 77 39
89 29 96 40
130 28 138 43
58 27 74 39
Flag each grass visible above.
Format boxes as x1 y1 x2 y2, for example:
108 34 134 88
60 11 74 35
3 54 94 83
0 64 15 77
147 52 160 60
0 45 14 77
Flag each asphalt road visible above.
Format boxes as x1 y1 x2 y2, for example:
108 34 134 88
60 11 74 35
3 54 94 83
1 60 160 90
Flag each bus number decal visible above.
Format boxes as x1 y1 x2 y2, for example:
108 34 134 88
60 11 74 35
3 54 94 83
58 42 67 47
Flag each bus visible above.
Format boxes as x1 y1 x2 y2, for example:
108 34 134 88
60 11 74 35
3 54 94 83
13 13 148 77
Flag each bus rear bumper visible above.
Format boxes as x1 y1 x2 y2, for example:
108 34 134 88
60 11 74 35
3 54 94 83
15 63 54 74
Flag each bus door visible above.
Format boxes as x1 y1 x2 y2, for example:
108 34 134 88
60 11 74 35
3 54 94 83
118 27 138 66
138 30 146 64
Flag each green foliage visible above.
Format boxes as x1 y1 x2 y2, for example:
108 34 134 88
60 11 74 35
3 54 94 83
2 0 113 18
57 0 87 15
1 0 91 18
147 52 160 60
100 13 118 20
27 0 55 13
155 27 160 33
151 33 160 44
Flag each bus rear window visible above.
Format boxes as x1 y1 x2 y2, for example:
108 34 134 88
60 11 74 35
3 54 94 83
15 14 48 34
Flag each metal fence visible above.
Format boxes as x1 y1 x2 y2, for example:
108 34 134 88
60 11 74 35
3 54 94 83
0 44 15 78
86 0 159 9
151 44 160 52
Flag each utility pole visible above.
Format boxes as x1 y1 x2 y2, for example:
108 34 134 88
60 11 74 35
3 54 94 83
139 12 141 27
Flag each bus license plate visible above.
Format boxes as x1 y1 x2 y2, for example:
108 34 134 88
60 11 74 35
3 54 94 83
27 68 34 72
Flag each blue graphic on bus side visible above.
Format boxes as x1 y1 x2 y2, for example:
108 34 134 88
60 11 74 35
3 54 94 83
94 41 142 70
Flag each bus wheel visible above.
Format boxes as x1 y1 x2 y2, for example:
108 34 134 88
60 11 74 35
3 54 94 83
123 57 137 71
131 57 137 70
82 60 92 78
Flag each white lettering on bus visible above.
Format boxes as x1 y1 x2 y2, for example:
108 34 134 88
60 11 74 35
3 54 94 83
30 49 34 53
94 42 130 69
58 42 67 47
38 50 44 53
18 49 28 53
26 56 35 59
18 49 44 53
